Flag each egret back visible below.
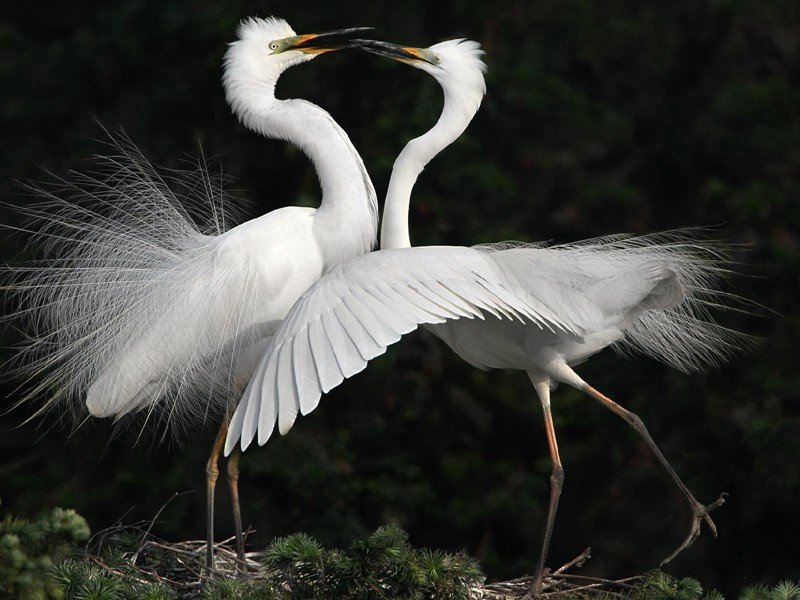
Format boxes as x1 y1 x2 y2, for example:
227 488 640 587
477 231 746 373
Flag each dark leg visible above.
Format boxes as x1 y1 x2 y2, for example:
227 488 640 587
226 447 246 573
206 418 228 574
583 384 725 564
526 376 564 599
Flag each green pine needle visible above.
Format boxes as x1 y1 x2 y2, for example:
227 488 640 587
4 505 797 600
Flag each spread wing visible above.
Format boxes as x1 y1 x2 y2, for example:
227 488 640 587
225 245 582 454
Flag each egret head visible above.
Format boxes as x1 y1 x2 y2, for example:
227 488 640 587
360 38 487 102
224 17 370 89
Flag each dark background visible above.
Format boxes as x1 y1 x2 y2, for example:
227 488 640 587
1 1 798 596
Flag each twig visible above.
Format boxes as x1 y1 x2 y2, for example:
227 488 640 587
552 547 591 575
548 573 640 589
131 491 191 564
84 506 137 556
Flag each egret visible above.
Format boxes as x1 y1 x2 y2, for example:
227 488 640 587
226 38 744 594
5 17 378 570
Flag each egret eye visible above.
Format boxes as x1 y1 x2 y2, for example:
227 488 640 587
434 55 441 63
269 42 279 51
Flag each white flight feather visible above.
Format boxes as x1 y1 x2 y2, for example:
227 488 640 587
224 37 749 455
227 245 587 451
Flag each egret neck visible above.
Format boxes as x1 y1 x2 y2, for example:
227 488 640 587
380 75 484 250
224 67 378 269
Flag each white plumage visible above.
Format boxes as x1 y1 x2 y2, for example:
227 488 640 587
227 234 739 451
225 37 741 452
230 244 578 446
224 36 746 590
5 17 378 436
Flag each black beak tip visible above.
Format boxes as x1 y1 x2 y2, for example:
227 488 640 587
295 27 375 51
355 40 423 64
354 39 396 49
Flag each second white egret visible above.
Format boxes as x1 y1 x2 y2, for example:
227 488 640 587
226 37 744 594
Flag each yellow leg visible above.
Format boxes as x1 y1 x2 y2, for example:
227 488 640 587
205 418 228 574
226 447 246 573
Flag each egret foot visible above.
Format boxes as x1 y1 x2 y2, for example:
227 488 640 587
583 385 727 562
661 492 727 565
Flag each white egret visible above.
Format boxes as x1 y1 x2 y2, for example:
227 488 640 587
5 17 378 570
225 38 744 594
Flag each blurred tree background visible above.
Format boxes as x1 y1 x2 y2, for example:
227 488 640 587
1 0 797 597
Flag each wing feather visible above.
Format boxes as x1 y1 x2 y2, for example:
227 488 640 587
257 356 280 445
276 338 300 435
394 284 459 320
421 280 482 317
437 279 495 320
308 318 343 393
293 326 322 416
471 276 531 323
225 397 247 454
321 309 367 379
400 283 463 319
225 246 584 452
435 279 502 319
362 285 421 332
341 293 401 347
351 286 414 335
379 282 445 323
238 358 266 450
332 303 384 361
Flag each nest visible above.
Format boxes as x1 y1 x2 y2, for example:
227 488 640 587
82 520 643 599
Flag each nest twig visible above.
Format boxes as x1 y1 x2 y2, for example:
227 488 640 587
474 547 642 598
88 528 266 589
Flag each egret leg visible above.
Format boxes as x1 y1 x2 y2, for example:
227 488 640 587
583 384 726 564
206 418 228 574
226 447 246 573
526 375 564 599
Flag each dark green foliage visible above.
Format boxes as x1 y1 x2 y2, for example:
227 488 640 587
631 570 708 600
260 524 483 599
51 559 178 600
2 503 798 600
201 576 279 600
623 573 800 600
0 504 90 600
540 572 799 599
740 580 800 600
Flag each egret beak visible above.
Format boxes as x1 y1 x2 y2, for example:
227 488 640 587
356 39 438 66
287 27 374 54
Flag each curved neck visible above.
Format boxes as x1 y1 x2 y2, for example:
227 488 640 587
229 80 379 263
380 88 480 250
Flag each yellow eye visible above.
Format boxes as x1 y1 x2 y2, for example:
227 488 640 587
269 42 279 51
